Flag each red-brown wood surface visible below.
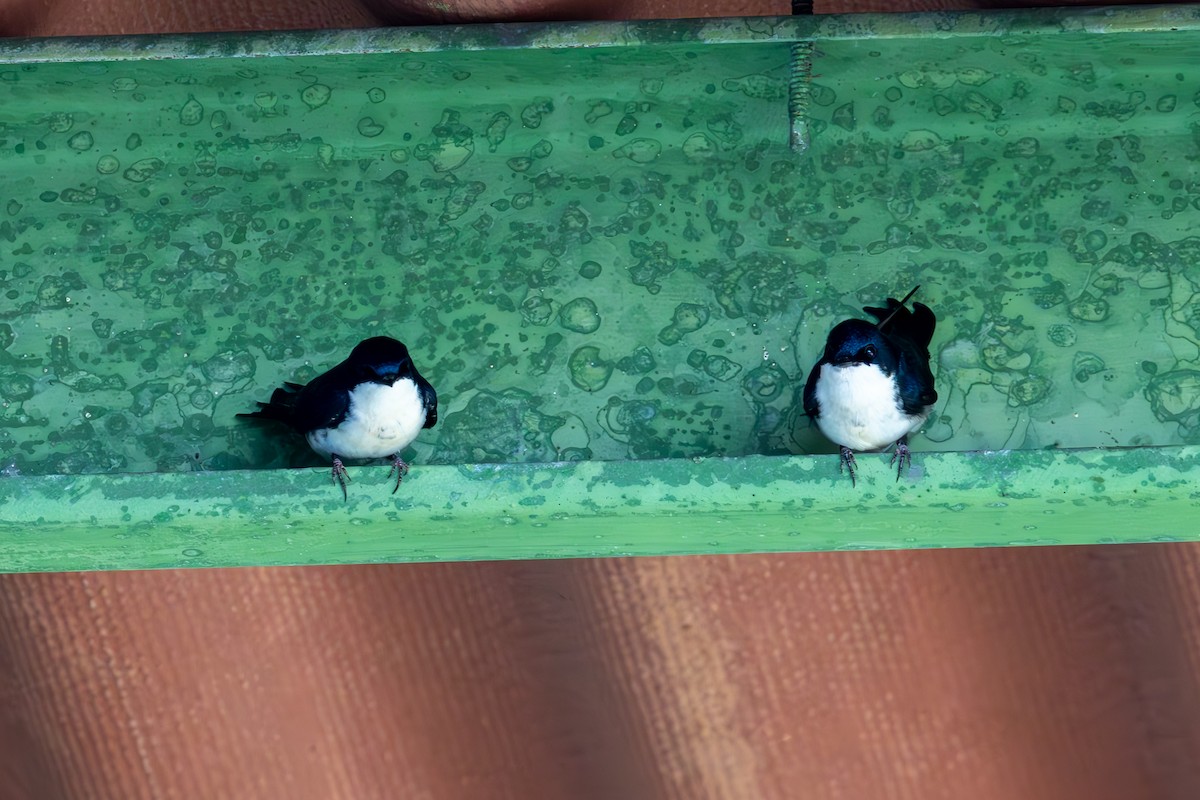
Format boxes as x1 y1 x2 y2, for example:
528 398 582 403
4 549 1200 799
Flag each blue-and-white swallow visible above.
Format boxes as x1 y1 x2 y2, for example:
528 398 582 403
803 286 937 485
240 336 437 499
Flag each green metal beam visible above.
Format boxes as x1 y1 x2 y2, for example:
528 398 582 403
1 446 1197 573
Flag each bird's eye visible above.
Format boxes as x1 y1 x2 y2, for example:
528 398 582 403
863 345 877 360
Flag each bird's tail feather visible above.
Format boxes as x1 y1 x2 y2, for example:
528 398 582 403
236 385 298 423
864 288 936 349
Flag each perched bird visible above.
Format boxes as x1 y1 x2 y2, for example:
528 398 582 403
239 336 437 499
803 286 937 485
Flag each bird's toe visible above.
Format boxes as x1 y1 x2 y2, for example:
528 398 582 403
839 446 858 487
331 455 351 501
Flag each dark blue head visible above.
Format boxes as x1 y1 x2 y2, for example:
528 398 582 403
347 336 416 383
822 320 899 376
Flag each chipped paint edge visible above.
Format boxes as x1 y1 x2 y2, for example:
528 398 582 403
0 446 1197 573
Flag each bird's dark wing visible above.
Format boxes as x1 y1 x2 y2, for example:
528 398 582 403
802 362 821 420
908 302 936 351
864 297 936 350
286 365 354 434
862 300 896 326
237 384 302 428
417 375 438 429
869 297 937 415
865 298 936 352
238 373 352 434
895 344 938 416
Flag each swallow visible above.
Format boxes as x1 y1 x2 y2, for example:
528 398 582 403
803 286 937 485
239 336 437 499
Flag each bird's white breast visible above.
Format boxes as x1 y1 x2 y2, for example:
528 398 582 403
813 363 927 452
306 378 427 460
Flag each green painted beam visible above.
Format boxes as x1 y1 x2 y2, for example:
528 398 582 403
1 446 1197 573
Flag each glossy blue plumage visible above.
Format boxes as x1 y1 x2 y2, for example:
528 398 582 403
803 288 937 484
240 336 437 498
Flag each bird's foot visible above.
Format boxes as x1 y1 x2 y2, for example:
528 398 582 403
331 455 351 501
890 436 912 482
387 455 410 494
839 446 858 487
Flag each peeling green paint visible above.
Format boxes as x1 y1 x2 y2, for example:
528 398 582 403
0 448 1197 573
2 7 1200 571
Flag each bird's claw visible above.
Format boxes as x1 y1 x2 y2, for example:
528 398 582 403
839 446 858 487
387 455 410 494
331 455 351 501
890 436 911 482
